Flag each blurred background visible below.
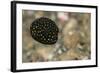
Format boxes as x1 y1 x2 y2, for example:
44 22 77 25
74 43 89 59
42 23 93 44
22 10 91 63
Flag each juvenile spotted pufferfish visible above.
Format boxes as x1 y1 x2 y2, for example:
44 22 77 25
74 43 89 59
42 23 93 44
30 17 59 45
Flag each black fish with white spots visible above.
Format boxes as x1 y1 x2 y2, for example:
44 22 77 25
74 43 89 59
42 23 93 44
30 17 59 45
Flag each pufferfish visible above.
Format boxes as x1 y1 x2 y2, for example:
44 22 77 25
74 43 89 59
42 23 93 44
30 17 59 45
